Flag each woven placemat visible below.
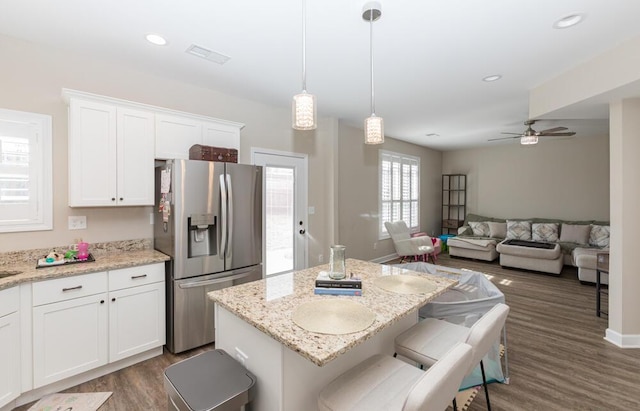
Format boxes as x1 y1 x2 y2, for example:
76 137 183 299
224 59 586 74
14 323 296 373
372 275 437 294
292 299 376 334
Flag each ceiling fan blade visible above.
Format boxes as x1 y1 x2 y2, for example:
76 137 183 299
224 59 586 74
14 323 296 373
488 136 519 142
500 132 523 135
538 126 567 134
541 132 576 137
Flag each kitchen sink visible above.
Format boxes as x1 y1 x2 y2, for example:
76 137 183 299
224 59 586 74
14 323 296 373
0 270 22 279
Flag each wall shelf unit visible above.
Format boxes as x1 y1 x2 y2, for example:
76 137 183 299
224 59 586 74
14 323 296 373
442 174 466 234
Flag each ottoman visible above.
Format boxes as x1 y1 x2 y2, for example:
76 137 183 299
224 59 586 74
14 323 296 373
496 239 563 275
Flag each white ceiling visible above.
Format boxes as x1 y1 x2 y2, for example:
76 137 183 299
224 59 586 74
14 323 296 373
1 0 639 150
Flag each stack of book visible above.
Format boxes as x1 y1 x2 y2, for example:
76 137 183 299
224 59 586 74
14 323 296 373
314 271 362 296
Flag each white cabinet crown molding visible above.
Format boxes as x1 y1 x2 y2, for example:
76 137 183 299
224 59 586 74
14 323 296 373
61 88 245 130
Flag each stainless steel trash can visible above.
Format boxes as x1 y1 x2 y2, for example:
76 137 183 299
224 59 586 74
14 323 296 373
164 349 256 411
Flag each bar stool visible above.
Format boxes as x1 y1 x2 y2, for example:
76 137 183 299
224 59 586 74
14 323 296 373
394 303 510 411
318 342 472 411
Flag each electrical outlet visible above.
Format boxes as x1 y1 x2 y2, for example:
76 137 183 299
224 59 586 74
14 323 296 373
373 242 377 250
68 216 87 230
149 213 154 225
319 254 324 263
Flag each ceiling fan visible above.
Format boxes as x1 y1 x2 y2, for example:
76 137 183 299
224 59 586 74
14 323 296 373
489 120 576 145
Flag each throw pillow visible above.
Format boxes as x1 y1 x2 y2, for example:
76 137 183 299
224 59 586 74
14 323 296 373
532 223 559 242
469 221 490 237
589 225 610 248
559 224 590 245
487 221 507 238
506 220 532 240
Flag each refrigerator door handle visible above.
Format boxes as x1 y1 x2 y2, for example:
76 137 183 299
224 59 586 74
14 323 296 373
226 173 233 256
220 173 228 257
178 271 256 289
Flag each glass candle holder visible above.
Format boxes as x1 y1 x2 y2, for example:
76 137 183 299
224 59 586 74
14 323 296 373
329 245 346 280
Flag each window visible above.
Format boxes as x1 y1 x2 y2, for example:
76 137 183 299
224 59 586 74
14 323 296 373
379 150 420 239
0 108 52 232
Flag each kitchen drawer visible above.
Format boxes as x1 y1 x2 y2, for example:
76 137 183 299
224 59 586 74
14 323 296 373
33 271 107 306
109 263 164 291
0 286 19 317
442 219 464 229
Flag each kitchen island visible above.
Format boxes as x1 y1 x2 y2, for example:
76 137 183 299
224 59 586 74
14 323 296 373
208 259 457 411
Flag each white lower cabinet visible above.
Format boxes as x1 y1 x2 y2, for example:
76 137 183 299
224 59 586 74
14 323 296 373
31 263 165 390
33 292 109 388
109 280 165 362
0 287 20 408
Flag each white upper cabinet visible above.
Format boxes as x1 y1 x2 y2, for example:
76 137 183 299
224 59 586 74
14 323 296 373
64 89 244 207
68 97 154 207
116 108 156 205
155 114 202 160
155 115 241 160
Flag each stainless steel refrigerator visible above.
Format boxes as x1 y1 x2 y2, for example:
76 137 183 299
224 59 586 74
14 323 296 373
154 159 263 353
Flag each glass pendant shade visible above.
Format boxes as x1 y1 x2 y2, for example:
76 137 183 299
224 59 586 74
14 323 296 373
520 135 538 145
364 115 384 144
292 91 317 130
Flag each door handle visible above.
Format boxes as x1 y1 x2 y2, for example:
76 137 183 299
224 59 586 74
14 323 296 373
299 229 306 234
178 271 257 289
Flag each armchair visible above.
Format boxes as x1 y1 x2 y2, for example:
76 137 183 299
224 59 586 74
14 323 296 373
385 221 436 263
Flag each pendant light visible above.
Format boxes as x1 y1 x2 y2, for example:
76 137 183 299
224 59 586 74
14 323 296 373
363 2 383 144
292 0 317 130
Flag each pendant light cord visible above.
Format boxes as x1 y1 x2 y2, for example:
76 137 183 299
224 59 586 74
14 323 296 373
302 0 307 92
369 8 375 115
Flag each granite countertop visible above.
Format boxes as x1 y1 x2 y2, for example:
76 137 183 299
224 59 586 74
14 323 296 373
0 249 170 291
208 258 457 367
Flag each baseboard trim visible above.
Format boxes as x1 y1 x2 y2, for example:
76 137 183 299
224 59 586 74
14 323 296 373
604 328 640 348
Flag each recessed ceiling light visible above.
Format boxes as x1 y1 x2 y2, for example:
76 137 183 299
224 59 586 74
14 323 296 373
425 133 440 137
146 33 168 46
482 74 502 82
553 14 585 29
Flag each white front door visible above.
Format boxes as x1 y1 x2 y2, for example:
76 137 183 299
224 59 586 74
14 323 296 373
252 149 308 276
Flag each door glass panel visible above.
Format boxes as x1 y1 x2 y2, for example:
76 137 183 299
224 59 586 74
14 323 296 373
265 166 294 276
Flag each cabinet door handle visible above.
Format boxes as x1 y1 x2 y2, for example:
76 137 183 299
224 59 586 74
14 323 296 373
111 297 116 302
131 274 147 280
119 197 123 201
62 285 82 292
111 197 116 201
100 300 105 304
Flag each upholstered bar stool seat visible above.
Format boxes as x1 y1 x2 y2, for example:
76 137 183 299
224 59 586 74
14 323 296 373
394 319 470 368
318 343 473 411
394 303 510 411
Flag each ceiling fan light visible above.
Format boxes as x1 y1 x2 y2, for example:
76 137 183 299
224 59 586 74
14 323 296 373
520 135 538 145
365 115 384 144
292 92 317 130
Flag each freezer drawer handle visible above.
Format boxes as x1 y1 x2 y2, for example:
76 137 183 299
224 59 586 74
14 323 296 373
178 271 257 289
62 285 82 292
131 274 148 280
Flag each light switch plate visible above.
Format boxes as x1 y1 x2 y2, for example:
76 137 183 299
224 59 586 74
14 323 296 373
68 216 87 230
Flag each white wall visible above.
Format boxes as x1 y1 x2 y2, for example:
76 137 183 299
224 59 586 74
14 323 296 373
337 122 443 262
442 135 610 221
0 33 336 261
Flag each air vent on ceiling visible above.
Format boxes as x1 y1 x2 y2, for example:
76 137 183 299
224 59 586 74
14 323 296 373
185 44 230 65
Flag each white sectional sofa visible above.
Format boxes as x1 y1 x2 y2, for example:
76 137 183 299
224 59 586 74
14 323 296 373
448 214 610 282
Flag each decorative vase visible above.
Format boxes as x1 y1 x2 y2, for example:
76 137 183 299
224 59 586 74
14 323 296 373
329 245 346 280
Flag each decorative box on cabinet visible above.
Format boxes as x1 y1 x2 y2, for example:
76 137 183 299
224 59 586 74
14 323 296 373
67 97 155 207
0 287 20 408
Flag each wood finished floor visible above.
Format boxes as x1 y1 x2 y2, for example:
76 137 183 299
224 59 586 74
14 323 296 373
14 254 640 410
